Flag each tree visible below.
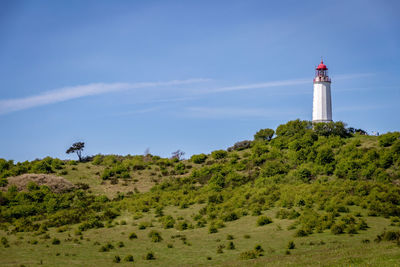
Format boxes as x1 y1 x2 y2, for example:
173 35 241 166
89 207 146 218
66 142 85 161
171 150 185 161
254 129 275 141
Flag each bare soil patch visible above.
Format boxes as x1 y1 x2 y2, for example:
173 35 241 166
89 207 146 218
3 173 75 193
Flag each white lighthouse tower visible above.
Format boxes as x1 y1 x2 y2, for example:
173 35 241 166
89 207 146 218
312 60 332 123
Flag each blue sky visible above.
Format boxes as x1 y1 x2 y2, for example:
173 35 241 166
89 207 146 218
0 0 399 162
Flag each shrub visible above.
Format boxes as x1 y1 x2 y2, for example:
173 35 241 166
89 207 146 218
99 242 114 252
160 215 175 229
1 237 9 247
145 251 155 260
254 128 275 141
331 223 345 235
240 250 257 260
228 140 252 151
209 225 218 234
227 234 234 240
148 230 163 242
113 255 121 263
287 241 295 249
211 150 228 160
257 216 273 226
117 241 124 248
52 238 60 245
254 244 264 256
124 255 134 262
227 241 235 250
128 232 137 239
191 154 208 164
378 132 400 147
176 221 190 231
295 229 309 237
222 212 239 222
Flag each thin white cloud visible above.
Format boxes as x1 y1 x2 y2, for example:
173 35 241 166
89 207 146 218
200 79 309 94
0 79 210 115
195 72 374 95
0 72 374 115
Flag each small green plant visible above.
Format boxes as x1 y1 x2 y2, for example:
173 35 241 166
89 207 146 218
1 237 9 247
52 238 60 245
124 255 134 262
209 225 218 234
113 255 121 263
227 234 234 240
129 232 137 239
256 216 273 226
148 230 163 242
287 240 295 249
227 241 235 250
99 242 114 252
145 251 155 260
117 241 124 247
244 234 251 239
240 250 257 260
254 244 264 256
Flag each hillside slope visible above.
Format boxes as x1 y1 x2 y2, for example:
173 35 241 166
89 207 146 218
1 120 400 266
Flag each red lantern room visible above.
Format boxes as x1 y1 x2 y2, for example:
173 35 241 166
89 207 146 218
314 60 331 83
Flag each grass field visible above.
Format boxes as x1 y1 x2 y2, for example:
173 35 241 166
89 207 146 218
1 205 399 267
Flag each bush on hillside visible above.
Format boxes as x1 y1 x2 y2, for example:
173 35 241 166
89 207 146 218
190 154 208 164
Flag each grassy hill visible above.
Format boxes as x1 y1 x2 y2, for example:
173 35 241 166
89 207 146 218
1 120 400 266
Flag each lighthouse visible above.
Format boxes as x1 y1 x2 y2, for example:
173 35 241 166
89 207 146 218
312 60 332 123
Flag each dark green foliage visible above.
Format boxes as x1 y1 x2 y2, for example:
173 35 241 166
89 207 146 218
313 121 351 138
378 132 400 147
211 150 228 160
208 225 218 234
228 140 252 151
160 215 175 229
66 142 85 161
145 251 155 260
240 250 257 260
375 230 400 243
148 230 162 242
99 242 114 252
257 216 273 226
287 241 295 249
113 255 121 263
227 241 235 250
52 238 60 245
1 237 9 247
128 232 137 239
331 223 345 235
254 128 275 141
124 255 134 262
276 209 300 220
190 154 208 164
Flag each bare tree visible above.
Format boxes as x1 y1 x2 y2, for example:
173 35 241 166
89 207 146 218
171 150 185 161
66 142 85 161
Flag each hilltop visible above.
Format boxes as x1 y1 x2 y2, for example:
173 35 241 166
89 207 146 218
1 119 400 266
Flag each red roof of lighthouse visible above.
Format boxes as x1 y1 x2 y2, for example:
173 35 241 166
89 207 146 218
316 60 328 70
